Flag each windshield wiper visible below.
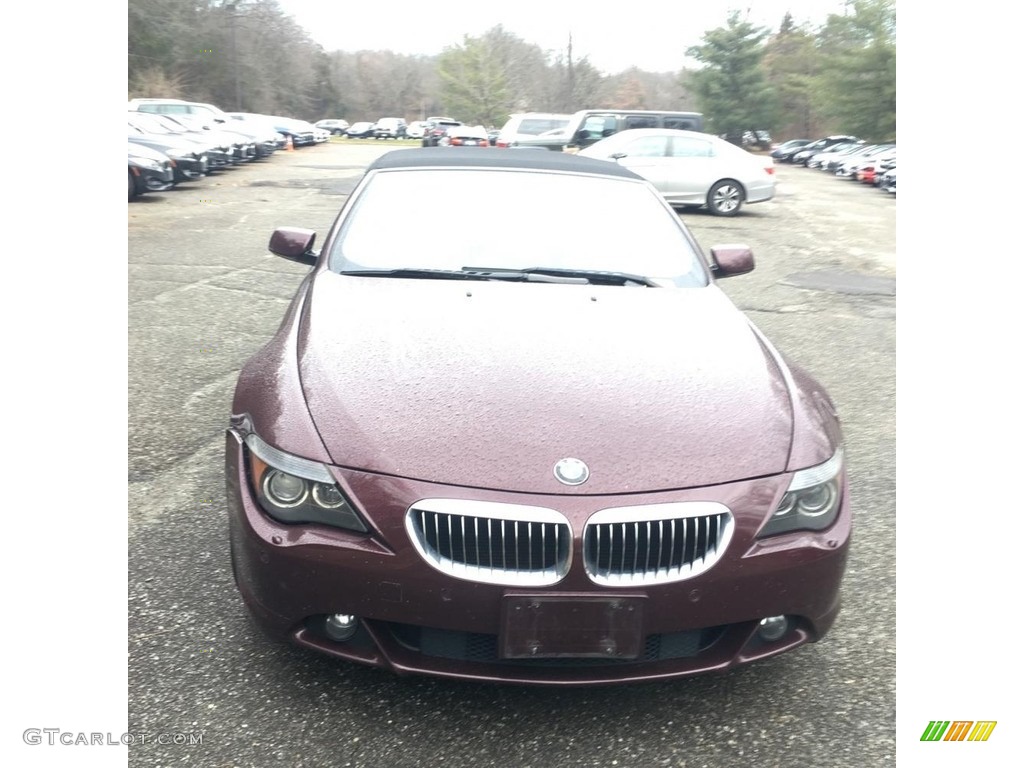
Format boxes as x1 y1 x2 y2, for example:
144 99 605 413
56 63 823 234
341 268 587 284
340 268 484 281
341 267 658 286
462 266 659 287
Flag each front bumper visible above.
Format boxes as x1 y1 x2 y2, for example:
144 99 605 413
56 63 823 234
226 430 851 686
233 143 257 162
204 149 232 169
255 140 278 158
173 154 208 181
131 163 174 193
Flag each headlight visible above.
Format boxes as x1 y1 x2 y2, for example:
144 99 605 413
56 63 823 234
244 434 368 532
758 448 844 537
131 157 161 169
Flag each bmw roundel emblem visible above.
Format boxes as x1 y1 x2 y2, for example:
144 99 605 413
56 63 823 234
553 458 589 486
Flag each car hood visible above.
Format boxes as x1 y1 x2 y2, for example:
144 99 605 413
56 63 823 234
128 134 204 154
297 274 795 494
128 142 170 162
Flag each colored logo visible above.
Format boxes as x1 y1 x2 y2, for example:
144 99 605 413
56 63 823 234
920 721 997 742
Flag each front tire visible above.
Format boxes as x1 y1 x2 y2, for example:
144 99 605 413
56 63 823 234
707 180 744 216
128 169 137 201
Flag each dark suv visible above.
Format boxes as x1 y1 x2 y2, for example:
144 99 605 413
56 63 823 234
564 110 704 151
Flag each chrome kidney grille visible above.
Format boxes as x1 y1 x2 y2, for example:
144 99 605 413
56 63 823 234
406 499 572 586
583 503 733 586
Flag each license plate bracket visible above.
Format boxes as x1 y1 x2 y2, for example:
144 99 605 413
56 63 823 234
499 595 645 659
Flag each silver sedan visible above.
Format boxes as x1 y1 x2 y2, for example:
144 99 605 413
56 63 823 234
578 129 776 216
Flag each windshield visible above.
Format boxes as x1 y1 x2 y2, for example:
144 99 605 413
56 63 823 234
169 114 207 130
128 113 176 135
155 115 194 131
516 118 570 135
329 168 708 287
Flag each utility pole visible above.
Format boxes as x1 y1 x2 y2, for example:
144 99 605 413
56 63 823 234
227 1 241 110
567 32 574 112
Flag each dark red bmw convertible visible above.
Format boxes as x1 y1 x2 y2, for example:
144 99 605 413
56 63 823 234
226 148 850 686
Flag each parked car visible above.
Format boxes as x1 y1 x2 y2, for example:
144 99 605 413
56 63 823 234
856 148 895 185
133 98 285 153
345 122 377 139
495 113 572 150
266 116 317 146
132 98 279 157
224 113 289 150
835 144 895 179
439 124 490 147
316 119 350 135
819 143 870 173
742 130 772 150
128 142 175 200
807 142 863 170
128 124 210 182
156 112 258 163
128 112 233 169
578 129 776 216
129 97 227 120
423 119 462 146
405 121 432 139
374 118 407 140
791 135 860 166
208 113 282 157
873 151 896 187
226 147 850 686
770 139 811 162
564 110 704 151
879 167 896 194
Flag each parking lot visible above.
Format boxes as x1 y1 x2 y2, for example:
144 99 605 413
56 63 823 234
128 144 895 767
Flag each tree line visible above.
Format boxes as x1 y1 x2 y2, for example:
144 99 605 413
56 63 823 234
128 0 895 141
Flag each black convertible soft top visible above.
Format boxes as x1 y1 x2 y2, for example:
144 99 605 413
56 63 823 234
366 147 642 180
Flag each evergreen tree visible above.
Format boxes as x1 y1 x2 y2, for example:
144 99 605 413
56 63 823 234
814 0 896 141
685 11 778 142
436 26 549 125
762 13 822 139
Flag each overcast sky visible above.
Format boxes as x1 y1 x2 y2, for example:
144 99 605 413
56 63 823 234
275 0 853 74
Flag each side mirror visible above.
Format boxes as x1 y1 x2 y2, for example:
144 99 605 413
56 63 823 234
268 227 318 267
709 244 754 278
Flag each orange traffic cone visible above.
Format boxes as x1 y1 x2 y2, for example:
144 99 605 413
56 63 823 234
285 135 294 151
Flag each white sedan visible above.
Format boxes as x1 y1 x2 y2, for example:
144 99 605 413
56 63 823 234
405 121 432 139
578 129 776 216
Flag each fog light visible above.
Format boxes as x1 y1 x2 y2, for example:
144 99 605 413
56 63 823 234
324 613 358 642
758 615 788 642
